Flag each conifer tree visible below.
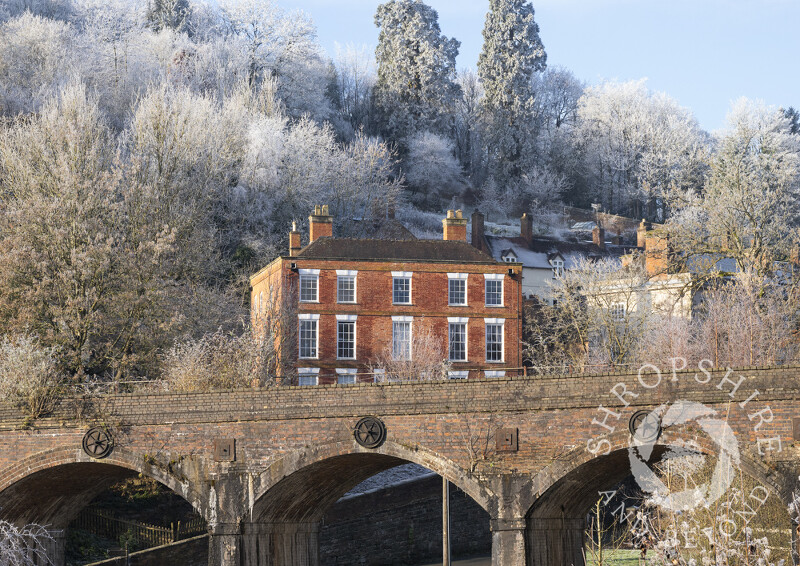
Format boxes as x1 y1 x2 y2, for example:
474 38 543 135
478 0 546 180
373 0 460 145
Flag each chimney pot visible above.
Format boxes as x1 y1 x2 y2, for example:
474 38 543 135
289 222 302 255
442 209 467 241
637 219 651 249
592 225 606 250
308 204 333 243
471 210 486 251
520 213 533 245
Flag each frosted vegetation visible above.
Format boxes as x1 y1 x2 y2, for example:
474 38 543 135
0 0 797 392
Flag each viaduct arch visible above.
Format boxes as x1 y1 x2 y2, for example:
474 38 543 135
0 365 798 565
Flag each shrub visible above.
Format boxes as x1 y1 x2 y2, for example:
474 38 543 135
161 330 272 392
0 334 62 418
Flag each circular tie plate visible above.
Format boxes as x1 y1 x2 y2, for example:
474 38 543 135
82 427 114 459
629 410 661 443
354 417 387 449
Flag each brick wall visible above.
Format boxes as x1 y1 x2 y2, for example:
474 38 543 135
86 534 208 566
1 365 798 540
320 475 490 565
251 256 522 383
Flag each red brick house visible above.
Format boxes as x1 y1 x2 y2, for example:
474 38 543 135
250 206 522 384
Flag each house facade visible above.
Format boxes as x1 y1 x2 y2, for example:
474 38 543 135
250 207 523 385
471 210 635 303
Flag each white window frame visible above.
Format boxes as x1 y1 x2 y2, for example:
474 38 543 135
610 302 626 321
392 271 413 305
336 368 357 385
336 314 357 360
448 370 469 380
447 273 468 306
484 273 504 307
372 368 385 383
391 315 413 360
299 269 320 303
484 370 506 378
336 270 357 304
448 317 468 362
552 258 565 278
298 313 319 359
484 317 505 363
298 367 319 386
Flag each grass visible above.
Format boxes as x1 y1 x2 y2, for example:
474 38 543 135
585 549 642 565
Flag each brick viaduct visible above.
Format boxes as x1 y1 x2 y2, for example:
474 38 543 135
1 365 799 566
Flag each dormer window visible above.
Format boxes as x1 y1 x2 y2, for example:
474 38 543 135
501 249 517 263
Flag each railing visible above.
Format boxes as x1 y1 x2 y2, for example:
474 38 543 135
72 508 206 548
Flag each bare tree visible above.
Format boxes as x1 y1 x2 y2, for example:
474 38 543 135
370 322 451 382
0 520 55 566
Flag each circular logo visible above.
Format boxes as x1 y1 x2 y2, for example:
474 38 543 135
354 417 387 449
628 400 741 511
82 427 114 459
629 409 661 442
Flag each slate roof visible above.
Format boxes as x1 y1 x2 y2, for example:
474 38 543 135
297 237 501 263
485 235 634 270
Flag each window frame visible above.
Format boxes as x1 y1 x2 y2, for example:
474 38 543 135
610 302 626 321
484 273 505 307
391 271 413 305
484 317 505 363
298 313 319 359
391 316 413 360
336 314 357 360
448 317 468 362
298 269 320 303
447 273 468 306
448 370 469 380
552 258 565 278
484 370 506 378
336 270 357 304
297 367 319 386
336 368 357 385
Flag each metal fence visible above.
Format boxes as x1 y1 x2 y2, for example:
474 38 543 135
72 508 206 548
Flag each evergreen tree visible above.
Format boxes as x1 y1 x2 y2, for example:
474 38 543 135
146 0 190 34
373 0 460 145
478 0 546 180
784 106 800 135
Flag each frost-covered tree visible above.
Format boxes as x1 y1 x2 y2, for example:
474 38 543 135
218 0 330 120
478 0 546 180
331 43 376 136
784 106 800 135
0 0 77 23
0 13 81 115
574 80 708 218
146 0 191 34
373 0 460 144
667 99 800 277
453 68 486 183
531 66 583 140
405 131 464 207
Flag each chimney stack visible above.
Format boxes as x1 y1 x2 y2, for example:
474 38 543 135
443 209 467 241
309 205 333 243
289 221 301 255
520 213 533 245
592 225 605 250
637 219 651 249
471 210 486 251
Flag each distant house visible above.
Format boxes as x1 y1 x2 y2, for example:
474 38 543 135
250 207 523 384
470 211 635 303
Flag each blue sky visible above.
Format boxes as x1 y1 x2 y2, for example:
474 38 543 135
284 0 799 132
